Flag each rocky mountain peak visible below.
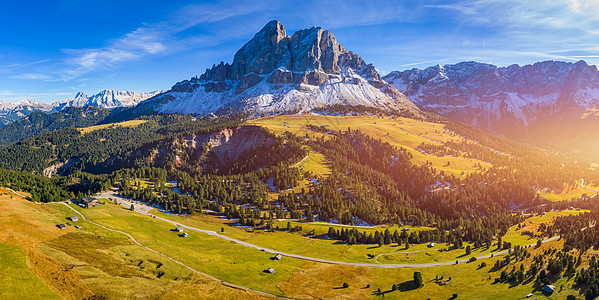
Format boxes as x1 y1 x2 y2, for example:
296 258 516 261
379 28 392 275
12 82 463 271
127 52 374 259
74 92 88 99
141 21 418 117
200 20 367 83
230 20 290 80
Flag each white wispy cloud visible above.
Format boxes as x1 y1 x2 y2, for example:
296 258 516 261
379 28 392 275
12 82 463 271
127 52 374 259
5 59 51 70
419 0 599 66
9 73 54 80
0 90 73 103
14 0 269 82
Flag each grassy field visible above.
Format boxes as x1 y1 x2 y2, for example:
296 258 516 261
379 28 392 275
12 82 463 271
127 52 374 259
0 188 271 299
146 206 579 266
70 199 592 299
78 119 147 134
538 182 599 201
250 114 494 177
0 242 61 299
0 188 590 299
295 149 331 178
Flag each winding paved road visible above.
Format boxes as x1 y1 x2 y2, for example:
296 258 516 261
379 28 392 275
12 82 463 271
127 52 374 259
98 191 564 269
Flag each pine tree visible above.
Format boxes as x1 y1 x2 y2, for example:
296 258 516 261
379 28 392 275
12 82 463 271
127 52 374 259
414 271 424 288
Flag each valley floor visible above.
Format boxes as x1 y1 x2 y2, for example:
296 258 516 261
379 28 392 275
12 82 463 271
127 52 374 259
0 187 592 299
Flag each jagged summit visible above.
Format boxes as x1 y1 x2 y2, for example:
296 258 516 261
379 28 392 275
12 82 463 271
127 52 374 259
135 20 417 116
200 20 379 83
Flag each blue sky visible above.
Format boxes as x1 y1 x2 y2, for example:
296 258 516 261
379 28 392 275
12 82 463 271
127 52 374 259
1 0 598 103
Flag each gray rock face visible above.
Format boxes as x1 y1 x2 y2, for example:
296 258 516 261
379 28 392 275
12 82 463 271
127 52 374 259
200 20 375 85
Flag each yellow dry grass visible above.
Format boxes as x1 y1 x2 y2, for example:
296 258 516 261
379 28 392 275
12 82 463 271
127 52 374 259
250 114 494 177
0 188 275 299
78 119 147 134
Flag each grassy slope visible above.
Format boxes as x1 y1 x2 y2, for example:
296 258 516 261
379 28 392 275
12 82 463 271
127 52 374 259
297 149 331 178
250 115 494 177
0 189 270 299
538 181 599 202
0 242 61 299
251 114 595 205
78 119 147 134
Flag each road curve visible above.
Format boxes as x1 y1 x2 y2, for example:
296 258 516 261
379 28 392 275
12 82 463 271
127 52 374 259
99 191 563 269
59 202 286 300
581 179 599 192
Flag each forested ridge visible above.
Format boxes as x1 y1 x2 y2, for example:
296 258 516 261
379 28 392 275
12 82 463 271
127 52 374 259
0 106 112 147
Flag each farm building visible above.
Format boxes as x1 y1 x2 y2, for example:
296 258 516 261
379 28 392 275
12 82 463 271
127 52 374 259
274 254 282 260
542 285 555 293
56 224 66 229
175 227 184 232
76 197 99 208
68 216 79 222
264 268 275 274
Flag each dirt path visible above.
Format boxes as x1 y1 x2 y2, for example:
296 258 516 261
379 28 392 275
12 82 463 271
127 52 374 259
58 202 285 300
290 153 310 168
5 187 29 198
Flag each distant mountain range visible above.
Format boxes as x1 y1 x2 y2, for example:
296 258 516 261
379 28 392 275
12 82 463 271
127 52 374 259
129 20 417 116
0 89 163 126
384 60 599 137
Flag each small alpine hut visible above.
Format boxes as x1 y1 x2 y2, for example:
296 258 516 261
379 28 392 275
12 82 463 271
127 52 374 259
542 285 555 294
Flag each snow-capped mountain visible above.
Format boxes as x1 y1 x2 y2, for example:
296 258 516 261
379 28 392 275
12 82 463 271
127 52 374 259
53 90 164 111
0 99 54 125
384 60 599 137
0 89 163 127
133 20 418 116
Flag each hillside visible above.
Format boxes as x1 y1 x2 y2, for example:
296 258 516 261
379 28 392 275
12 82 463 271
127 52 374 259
129 20 417 117
0 106 111 147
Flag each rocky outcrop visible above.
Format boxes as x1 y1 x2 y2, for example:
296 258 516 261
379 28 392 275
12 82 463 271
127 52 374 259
43 159 77 177
180 126 272 166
